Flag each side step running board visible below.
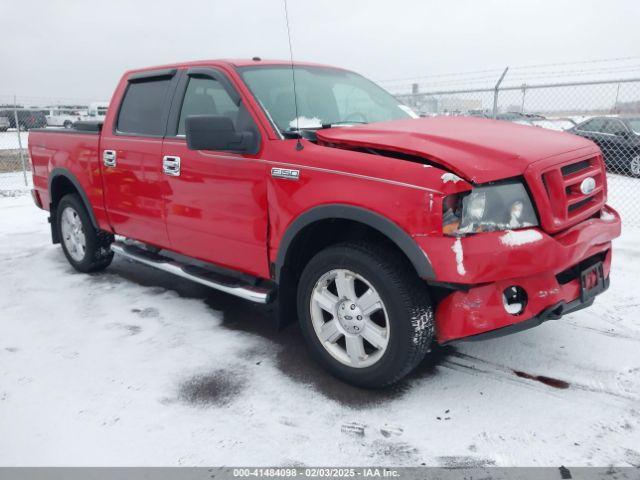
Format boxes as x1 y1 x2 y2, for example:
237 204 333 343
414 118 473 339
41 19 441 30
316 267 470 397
110 242 272 304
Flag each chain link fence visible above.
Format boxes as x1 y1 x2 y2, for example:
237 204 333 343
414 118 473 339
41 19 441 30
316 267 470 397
2 70 639 226
0 106 37 196
0 96 102 197
390 73 640 227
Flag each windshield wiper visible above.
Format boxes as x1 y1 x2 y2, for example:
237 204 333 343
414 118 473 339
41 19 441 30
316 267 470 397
282 130 302 138
282 128 318 142
320 121 368 128
281 121 368 138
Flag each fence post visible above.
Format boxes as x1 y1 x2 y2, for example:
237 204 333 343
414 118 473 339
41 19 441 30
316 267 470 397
520 83 527 113
612 82 620 113
492 67 509 119
411 83 419 109
12 97 28 187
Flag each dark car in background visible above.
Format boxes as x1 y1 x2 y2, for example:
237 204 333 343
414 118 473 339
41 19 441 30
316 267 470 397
0 116 9 132
495 112 547 122
0 109 48 130
568 117 640 176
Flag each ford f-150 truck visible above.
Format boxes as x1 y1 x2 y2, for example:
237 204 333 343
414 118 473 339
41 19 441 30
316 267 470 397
28 59 621 388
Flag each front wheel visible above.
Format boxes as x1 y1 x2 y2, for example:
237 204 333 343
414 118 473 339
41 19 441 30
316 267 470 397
297 242 434 388
57 194 114 272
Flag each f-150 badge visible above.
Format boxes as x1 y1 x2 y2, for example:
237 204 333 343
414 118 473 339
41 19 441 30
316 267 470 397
271 167 300 180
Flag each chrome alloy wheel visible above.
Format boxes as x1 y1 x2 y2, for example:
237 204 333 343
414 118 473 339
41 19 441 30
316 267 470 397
630 155 640 176
60 206 87 262
310 269 390 368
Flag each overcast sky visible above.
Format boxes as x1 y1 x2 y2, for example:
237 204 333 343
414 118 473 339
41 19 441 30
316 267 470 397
1 0 638 102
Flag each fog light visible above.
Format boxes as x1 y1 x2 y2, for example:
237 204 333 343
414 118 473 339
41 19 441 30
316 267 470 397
502 286 527 315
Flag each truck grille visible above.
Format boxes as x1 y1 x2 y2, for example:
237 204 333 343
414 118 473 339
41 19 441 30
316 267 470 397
527 154 606 233
560 159 591 176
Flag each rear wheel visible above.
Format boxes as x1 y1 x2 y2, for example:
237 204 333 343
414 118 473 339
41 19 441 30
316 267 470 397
297 242 434 388
63 120 73 129
57 194 114 272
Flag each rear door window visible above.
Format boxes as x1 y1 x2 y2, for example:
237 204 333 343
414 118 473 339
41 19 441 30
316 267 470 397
117 78 173 136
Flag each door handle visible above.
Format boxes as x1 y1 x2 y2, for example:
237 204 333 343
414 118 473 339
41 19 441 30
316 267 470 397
103 150 116 168
163 155 181 176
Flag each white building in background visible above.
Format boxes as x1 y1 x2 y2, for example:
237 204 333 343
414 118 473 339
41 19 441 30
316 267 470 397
435 97 483 114
395 91 483 116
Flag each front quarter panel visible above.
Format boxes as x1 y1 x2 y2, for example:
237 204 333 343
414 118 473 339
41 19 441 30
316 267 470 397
265 139 471 274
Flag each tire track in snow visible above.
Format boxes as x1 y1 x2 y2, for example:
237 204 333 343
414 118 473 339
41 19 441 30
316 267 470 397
562 320 640 342
442 351 637 404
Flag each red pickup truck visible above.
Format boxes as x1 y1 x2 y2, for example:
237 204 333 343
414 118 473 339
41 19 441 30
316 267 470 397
29 59 621 387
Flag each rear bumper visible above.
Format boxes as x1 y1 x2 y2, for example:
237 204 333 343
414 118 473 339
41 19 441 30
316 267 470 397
422 205 621 343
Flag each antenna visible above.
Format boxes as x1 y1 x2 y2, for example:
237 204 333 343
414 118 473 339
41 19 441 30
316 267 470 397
283 0 303 151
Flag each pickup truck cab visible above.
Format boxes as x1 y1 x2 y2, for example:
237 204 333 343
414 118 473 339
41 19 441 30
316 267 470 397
28 59 621 388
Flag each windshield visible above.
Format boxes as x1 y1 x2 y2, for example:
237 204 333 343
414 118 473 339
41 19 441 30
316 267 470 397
239 66 417 133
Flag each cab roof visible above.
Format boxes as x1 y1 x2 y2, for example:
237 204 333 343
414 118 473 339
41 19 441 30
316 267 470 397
125 58 345 76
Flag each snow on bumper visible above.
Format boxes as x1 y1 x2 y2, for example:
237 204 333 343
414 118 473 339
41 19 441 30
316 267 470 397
415 205 621 343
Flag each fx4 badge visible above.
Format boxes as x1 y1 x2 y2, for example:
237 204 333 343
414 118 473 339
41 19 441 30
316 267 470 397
271 167 300 181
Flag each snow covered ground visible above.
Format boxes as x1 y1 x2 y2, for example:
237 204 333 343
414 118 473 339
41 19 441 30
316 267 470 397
0 130 28 151
608 174 640 225
0 171 31 191
0 195 639 467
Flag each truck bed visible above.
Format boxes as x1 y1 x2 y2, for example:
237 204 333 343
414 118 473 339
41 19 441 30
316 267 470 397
28 125 108 228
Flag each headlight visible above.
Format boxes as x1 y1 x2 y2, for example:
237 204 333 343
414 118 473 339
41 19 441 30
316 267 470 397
442 180 538 236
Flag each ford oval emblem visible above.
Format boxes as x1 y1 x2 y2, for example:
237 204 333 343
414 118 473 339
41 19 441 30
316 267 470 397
580 177 596 195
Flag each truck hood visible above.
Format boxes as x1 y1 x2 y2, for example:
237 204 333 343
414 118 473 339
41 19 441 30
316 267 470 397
316 116 596 184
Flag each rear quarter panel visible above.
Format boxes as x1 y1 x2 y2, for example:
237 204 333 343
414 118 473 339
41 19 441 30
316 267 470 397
29 131 109 229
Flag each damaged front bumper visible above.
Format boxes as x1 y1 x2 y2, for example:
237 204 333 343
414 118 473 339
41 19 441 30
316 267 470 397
441 279 607 344
415 205 621 344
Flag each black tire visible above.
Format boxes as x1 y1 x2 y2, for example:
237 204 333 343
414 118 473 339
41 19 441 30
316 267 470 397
297 242 434 388
628 153 640 177
56 194 114 273
63 120 73 129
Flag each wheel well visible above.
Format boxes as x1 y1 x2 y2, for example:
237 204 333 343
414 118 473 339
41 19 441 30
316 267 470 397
275 218 421 329
49 175 80 244
282 219 416 280
50 175 78 209
48 171 100 242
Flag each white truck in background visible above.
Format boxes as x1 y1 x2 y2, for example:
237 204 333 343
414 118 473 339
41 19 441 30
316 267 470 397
45 106 87 128
43 103 109 129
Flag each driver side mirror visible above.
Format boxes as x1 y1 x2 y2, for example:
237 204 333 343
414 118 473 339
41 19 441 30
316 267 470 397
185 115 257 153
